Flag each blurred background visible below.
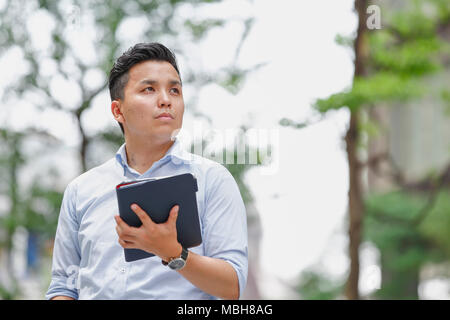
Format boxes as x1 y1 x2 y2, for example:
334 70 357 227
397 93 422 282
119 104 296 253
0 0 449 300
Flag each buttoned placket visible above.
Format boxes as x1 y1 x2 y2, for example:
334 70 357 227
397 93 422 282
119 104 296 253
113 262 128 298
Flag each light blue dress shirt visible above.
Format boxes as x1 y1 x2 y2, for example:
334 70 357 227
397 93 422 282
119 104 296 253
46 138 248 300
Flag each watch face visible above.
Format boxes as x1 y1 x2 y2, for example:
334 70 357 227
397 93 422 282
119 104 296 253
168 258 186 270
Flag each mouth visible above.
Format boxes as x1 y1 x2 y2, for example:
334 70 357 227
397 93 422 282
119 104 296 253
156 112 174 120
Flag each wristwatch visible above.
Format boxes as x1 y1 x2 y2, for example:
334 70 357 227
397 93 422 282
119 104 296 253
162 246 189 271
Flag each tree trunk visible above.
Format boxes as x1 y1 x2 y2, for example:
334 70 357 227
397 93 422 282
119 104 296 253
345 111 364 300
345 0 368 300
75 107 89 173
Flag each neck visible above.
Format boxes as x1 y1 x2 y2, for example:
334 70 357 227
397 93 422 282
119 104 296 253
124 136 175 175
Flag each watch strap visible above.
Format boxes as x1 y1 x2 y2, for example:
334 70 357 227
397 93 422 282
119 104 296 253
180 246 188 260
161 246 188 266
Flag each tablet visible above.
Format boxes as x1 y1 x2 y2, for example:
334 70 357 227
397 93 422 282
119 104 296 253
116 173 202 262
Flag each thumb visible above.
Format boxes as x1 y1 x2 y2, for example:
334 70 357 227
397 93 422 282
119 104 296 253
169 205 179 225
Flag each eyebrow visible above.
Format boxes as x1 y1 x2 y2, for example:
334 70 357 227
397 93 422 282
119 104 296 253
139 79 182 86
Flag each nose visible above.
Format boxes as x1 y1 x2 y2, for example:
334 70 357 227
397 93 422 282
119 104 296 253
158 90 171 108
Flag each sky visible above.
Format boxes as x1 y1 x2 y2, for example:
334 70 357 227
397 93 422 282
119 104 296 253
1 0 447 299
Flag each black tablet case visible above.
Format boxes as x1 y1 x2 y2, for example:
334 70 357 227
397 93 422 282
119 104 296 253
116 173 202 262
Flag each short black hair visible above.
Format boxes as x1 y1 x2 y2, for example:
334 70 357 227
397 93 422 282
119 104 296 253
108 42 181 134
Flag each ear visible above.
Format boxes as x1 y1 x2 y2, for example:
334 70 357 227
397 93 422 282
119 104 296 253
111 100 124 125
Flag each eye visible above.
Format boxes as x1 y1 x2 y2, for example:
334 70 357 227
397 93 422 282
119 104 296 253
170 88 180 94
144 87 154 92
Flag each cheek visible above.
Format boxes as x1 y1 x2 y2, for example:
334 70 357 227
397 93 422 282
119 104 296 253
125 100 154 120
177 102 185 116
124 108 141 122
176 107 184 126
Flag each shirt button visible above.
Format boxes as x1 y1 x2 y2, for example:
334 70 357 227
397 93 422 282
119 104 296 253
120 268 126 274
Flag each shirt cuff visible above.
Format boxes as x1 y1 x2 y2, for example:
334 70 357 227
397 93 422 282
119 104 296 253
222 259 247 300
45 276 79 300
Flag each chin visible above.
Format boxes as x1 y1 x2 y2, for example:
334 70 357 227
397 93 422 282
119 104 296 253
150 130 177 142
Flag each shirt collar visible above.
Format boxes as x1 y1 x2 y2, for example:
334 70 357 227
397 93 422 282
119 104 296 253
115 137 192 170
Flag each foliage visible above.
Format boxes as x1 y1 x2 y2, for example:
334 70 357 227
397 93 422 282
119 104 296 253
184 18 225 40
296 270 344 300
314 0 450 114
359 0 450 299
21 181 64 237
419 189 450 255
363 189 449 299
315 72 423 113
364 191 440 259
222 134 269 205
293 0 450 299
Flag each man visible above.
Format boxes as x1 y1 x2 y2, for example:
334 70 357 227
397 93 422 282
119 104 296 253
46 43 248 300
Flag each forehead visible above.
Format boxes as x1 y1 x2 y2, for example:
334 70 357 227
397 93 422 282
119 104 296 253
127 60 180 85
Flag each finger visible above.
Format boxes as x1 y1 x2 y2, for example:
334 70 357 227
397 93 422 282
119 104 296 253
115 225 136 241
118 238 136 249
115 216 139 241
131 204 156 228
114 215 137 236
167 205 179 226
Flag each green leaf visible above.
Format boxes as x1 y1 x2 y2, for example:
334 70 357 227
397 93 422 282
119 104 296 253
370 36 442 75
335 33 354 49
419 190 450 255
389 5 437 39
314 73 422 113
184 19 225 40
296 270 344 300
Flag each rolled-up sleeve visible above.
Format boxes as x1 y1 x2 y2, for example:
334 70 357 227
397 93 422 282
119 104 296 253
45 182 81 300
202 165 249 299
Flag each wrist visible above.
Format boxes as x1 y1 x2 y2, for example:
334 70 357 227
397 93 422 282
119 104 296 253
162 246 189 271
161 242 182 263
